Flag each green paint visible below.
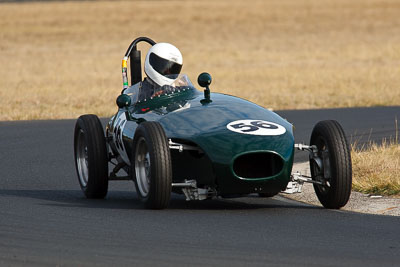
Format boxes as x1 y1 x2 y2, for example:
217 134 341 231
108 86 295 195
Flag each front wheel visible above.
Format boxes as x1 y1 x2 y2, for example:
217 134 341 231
132 122 172 209
74 114 109 199
310 120 352 209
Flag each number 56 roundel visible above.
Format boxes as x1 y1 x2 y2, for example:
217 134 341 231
226 120 287 136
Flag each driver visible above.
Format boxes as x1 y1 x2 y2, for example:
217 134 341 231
138 43 183 101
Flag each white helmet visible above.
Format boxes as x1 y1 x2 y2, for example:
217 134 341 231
144 43 183 86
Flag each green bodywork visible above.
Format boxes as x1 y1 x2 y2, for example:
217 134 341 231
107 86 295 196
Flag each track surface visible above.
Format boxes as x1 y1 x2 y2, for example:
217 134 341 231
0 107 399 266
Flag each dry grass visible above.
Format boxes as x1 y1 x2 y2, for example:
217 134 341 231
352 140 400 196
0 0 400 120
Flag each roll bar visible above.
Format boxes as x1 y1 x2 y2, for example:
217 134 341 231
122 37 156 90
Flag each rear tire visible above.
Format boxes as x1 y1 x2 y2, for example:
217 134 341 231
74 114 109 199
310 120 352 209
132 122 172 209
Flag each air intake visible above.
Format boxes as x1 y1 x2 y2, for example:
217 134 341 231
233 152 284 179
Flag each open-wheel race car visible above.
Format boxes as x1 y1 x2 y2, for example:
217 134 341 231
74 37 352 209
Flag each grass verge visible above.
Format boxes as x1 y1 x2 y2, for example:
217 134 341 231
1 0 400 120
352 140 400 196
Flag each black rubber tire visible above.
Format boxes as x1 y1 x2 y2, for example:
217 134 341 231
310 120 352 209
74 114 109 199
132 122 172 209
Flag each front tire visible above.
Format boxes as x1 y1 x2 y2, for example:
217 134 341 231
132 122 172 209
310 120 352 209
74 114 109 199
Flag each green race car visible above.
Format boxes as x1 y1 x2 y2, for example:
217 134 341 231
74 37 352 209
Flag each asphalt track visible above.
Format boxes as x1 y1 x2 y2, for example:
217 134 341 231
0 106 399 266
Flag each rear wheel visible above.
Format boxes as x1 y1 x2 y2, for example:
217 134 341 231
74 115 109 199
310 120 352 209
132 122 172 209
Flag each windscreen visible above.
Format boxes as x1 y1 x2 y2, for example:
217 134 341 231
151 74 196 97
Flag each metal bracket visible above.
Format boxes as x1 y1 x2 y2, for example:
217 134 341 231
295 143 317 154
108 157 131 181
172 179 216 201
172 179 197 188
295 143 323 173
169 140 203 153
283 171 324 194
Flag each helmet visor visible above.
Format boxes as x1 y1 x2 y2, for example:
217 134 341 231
149 52 182 77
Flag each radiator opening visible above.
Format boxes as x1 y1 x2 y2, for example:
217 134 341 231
233 152 284 179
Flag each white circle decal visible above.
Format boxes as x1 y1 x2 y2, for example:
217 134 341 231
226 120 286 136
